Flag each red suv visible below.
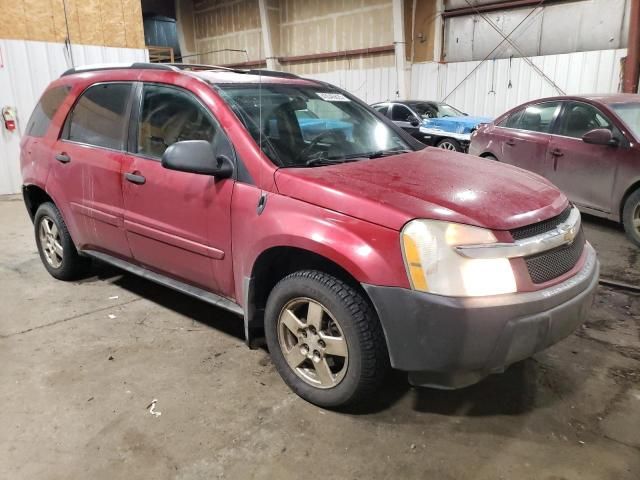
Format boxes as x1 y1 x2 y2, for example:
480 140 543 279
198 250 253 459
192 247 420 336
21 64 599 408
469 95 640 247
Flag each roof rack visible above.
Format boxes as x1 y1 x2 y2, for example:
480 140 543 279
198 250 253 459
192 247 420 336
61 62 301 79
61 62 176 76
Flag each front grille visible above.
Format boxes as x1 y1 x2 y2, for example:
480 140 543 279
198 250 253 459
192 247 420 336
510 207 571 240
524 228 586 284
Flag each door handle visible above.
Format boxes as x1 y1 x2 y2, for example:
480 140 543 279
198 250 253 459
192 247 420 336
550 148 564 157
125 172 146 185
55 153 71 163
505 139 516 146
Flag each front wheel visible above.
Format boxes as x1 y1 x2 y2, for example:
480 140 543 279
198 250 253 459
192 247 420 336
264 270 389 408
436 138 462 152
622 189 640 247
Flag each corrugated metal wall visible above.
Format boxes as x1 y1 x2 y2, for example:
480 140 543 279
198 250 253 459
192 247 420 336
444 0 630 61
0 39 147 195
412 48 626 117
305 49 626 118
306 66 399 104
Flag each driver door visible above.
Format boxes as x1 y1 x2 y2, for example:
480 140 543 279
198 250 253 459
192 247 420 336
121 83 236 296
390 104 420 138
546 101 620 213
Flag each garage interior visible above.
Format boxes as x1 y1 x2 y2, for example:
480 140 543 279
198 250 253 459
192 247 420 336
1 0 640 479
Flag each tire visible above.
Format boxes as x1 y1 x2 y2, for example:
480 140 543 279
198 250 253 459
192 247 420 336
483 154 498 161
34 202 89 280
436 138 462 152
264 270 389 408
622 189 640 247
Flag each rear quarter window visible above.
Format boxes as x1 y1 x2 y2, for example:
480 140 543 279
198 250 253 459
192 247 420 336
25 85 71 137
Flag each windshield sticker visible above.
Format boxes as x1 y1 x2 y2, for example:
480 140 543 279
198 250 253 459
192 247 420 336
316 92 351 102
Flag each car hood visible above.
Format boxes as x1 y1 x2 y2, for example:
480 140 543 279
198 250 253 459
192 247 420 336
274 148 568 232
421 115 493 134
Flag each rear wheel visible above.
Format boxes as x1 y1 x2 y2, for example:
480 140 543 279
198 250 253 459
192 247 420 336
622 189 640 247
34 202 89 280
264 270 389 408
483 154 498 161
436 138 462 152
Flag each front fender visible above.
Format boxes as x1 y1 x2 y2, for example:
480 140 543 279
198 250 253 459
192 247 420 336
231 184 410 309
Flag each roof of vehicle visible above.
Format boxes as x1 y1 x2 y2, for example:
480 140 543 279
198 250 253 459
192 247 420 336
60 62 323 87
512 93 640 107
372 100 444 105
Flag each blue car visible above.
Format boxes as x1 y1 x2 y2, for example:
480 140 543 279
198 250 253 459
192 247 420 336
295 109 353 141
371 100 492 152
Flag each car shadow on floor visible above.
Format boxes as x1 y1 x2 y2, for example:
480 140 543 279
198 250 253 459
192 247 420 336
79 260 581 418
79 260 246 341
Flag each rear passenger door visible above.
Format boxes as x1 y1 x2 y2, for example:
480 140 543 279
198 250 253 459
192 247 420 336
121 83 236 296
51 82 134 259
498 101 561 174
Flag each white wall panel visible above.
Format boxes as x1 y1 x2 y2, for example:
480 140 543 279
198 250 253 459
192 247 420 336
411 48 626 118
304 66 399 104
0 39 147 195
444 0 629 62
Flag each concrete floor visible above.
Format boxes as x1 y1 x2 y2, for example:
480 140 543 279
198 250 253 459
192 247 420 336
1 194 639 480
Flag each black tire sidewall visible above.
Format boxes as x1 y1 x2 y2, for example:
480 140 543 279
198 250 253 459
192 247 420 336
622 190 640 247
264 273 368 408
34 202 83 280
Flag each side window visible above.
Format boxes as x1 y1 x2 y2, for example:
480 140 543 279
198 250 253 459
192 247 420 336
137 84 220 159
514 102 560 133
64 83 132 150
25 85 71 137
391 104 414 122
373 104 389 115
557 102 613 139
497 109 522 128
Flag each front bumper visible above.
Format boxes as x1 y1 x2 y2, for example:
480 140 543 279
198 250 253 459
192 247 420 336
362 244 599 389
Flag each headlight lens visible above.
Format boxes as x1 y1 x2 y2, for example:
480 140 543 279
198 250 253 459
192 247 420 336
401 220 517 297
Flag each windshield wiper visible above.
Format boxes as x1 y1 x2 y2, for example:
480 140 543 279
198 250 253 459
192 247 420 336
366 149 412 159
305 157 360 167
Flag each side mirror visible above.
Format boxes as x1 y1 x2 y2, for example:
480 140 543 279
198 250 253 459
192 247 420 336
410 117 420 127
582 128 618 146
161 140 234 178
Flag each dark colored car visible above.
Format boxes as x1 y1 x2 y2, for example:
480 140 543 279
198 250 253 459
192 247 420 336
371 100 491 152
470 95 640 247
21 63 598 408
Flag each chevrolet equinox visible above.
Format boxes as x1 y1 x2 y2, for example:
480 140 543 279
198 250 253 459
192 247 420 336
21 63 599 408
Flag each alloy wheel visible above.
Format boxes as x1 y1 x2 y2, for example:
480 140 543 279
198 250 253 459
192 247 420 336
277 297 348 389
634 203 640 234
39 216 63 268
438 141 457 151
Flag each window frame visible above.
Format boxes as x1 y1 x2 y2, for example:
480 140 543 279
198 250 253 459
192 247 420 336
60 81 135 153
128 81 236 165
496 101 562 134
553 100 626 144
372 103 390 116
390 103 416 122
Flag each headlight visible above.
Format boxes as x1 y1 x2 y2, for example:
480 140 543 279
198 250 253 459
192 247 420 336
401 220 517 297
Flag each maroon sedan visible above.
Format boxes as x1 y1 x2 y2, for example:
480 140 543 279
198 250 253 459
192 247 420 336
469 95 640 246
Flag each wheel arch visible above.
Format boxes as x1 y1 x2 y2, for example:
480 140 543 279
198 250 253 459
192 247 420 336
620 179 640 221
243 246 381 349
22 184 55 221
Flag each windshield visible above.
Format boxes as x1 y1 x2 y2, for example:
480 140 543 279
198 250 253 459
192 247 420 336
215 84 410 167
411 102 464 119
610 103 640 140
